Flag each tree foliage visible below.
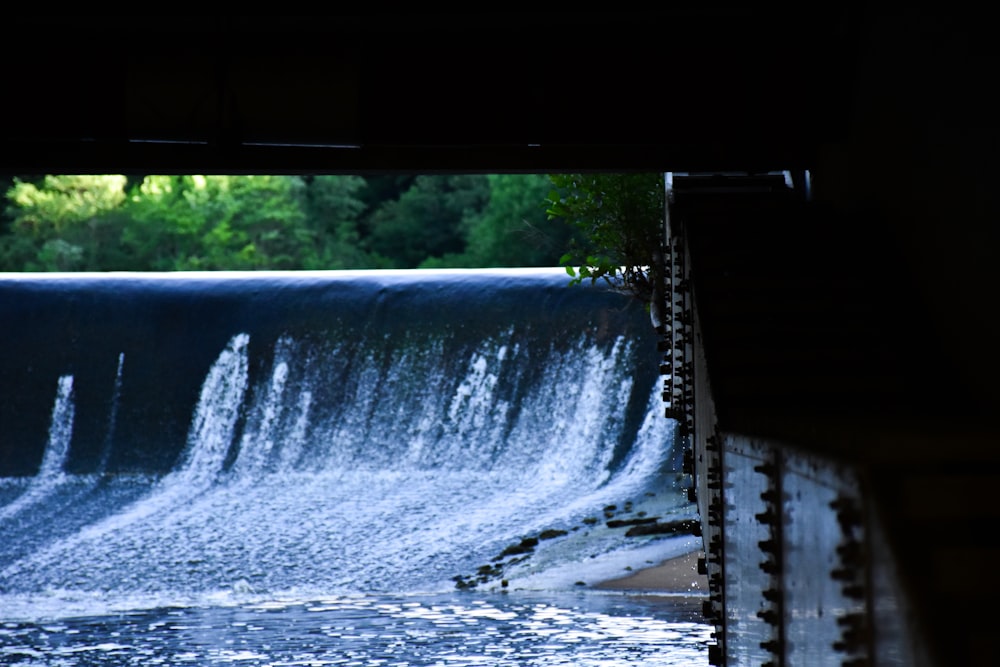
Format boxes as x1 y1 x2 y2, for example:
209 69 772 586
0 172 665 290
544 173 667 321
301 175 370 269
463 173 578 267
422 173 577 269
2 175 129 271
366 174 489 269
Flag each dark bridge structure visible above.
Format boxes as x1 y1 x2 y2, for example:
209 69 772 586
3 11 998 666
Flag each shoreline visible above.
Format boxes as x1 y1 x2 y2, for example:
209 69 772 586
592 549 707 595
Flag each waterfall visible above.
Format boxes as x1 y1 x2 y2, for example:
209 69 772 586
0 269 697 607
0 375 74 523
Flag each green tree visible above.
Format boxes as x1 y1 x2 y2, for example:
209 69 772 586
121 175 215 270
356 175 416 216
545 172 667 323
301 175 374 269
0 172 666 276
367 174 489 268
452 173 574 267
0 175 129 271
221 175 310 269
122 175 311 270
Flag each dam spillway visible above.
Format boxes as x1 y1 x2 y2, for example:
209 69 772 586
0 268 699 620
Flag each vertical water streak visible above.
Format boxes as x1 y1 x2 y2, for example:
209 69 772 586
509 335 633 489
277 390 312 472
96 353 125 473
172 333 250 487
610 382 679 487
0 375 74 522
244 335 316 474
315 346 391 472
36 375 75 480
233 358 289 479
445 341 512 453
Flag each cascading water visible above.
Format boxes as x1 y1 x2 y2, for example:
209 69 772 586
0 268 710 665
0 375 74 524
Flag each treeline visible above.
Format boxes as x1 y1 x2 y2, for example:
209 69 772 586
0 173 582 272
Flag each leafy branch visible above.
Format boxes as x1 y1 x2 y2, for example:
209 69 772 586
545 173 668 326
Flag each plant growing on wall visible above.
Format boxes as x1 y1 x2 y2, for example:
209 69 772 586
545 172 668 328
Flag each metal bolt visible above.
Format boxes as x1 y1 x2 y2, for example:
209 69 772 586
759 559 780 575
755 510 778 524
754 462 777 476
758 539 779 554
757 609 780 625
759 640 781 654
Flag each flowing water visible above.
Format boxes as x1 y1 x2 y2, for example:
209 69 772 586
0 268 711 665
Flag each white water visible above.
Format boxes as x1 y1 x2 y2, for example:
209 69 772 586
0 375 74 523
1 329 697 624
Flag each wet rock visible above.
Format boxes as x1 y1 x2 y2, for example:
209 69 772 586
624 518 700 537
606 517 659 529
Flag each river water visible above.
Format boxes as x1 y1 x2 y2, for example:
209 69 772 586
0 268 711 665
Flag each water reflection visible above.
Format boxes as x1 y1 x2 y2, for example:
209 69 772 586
0 591 712 666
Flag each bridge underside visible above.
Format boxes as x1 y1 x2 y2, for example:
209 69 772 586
3 11 998 666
